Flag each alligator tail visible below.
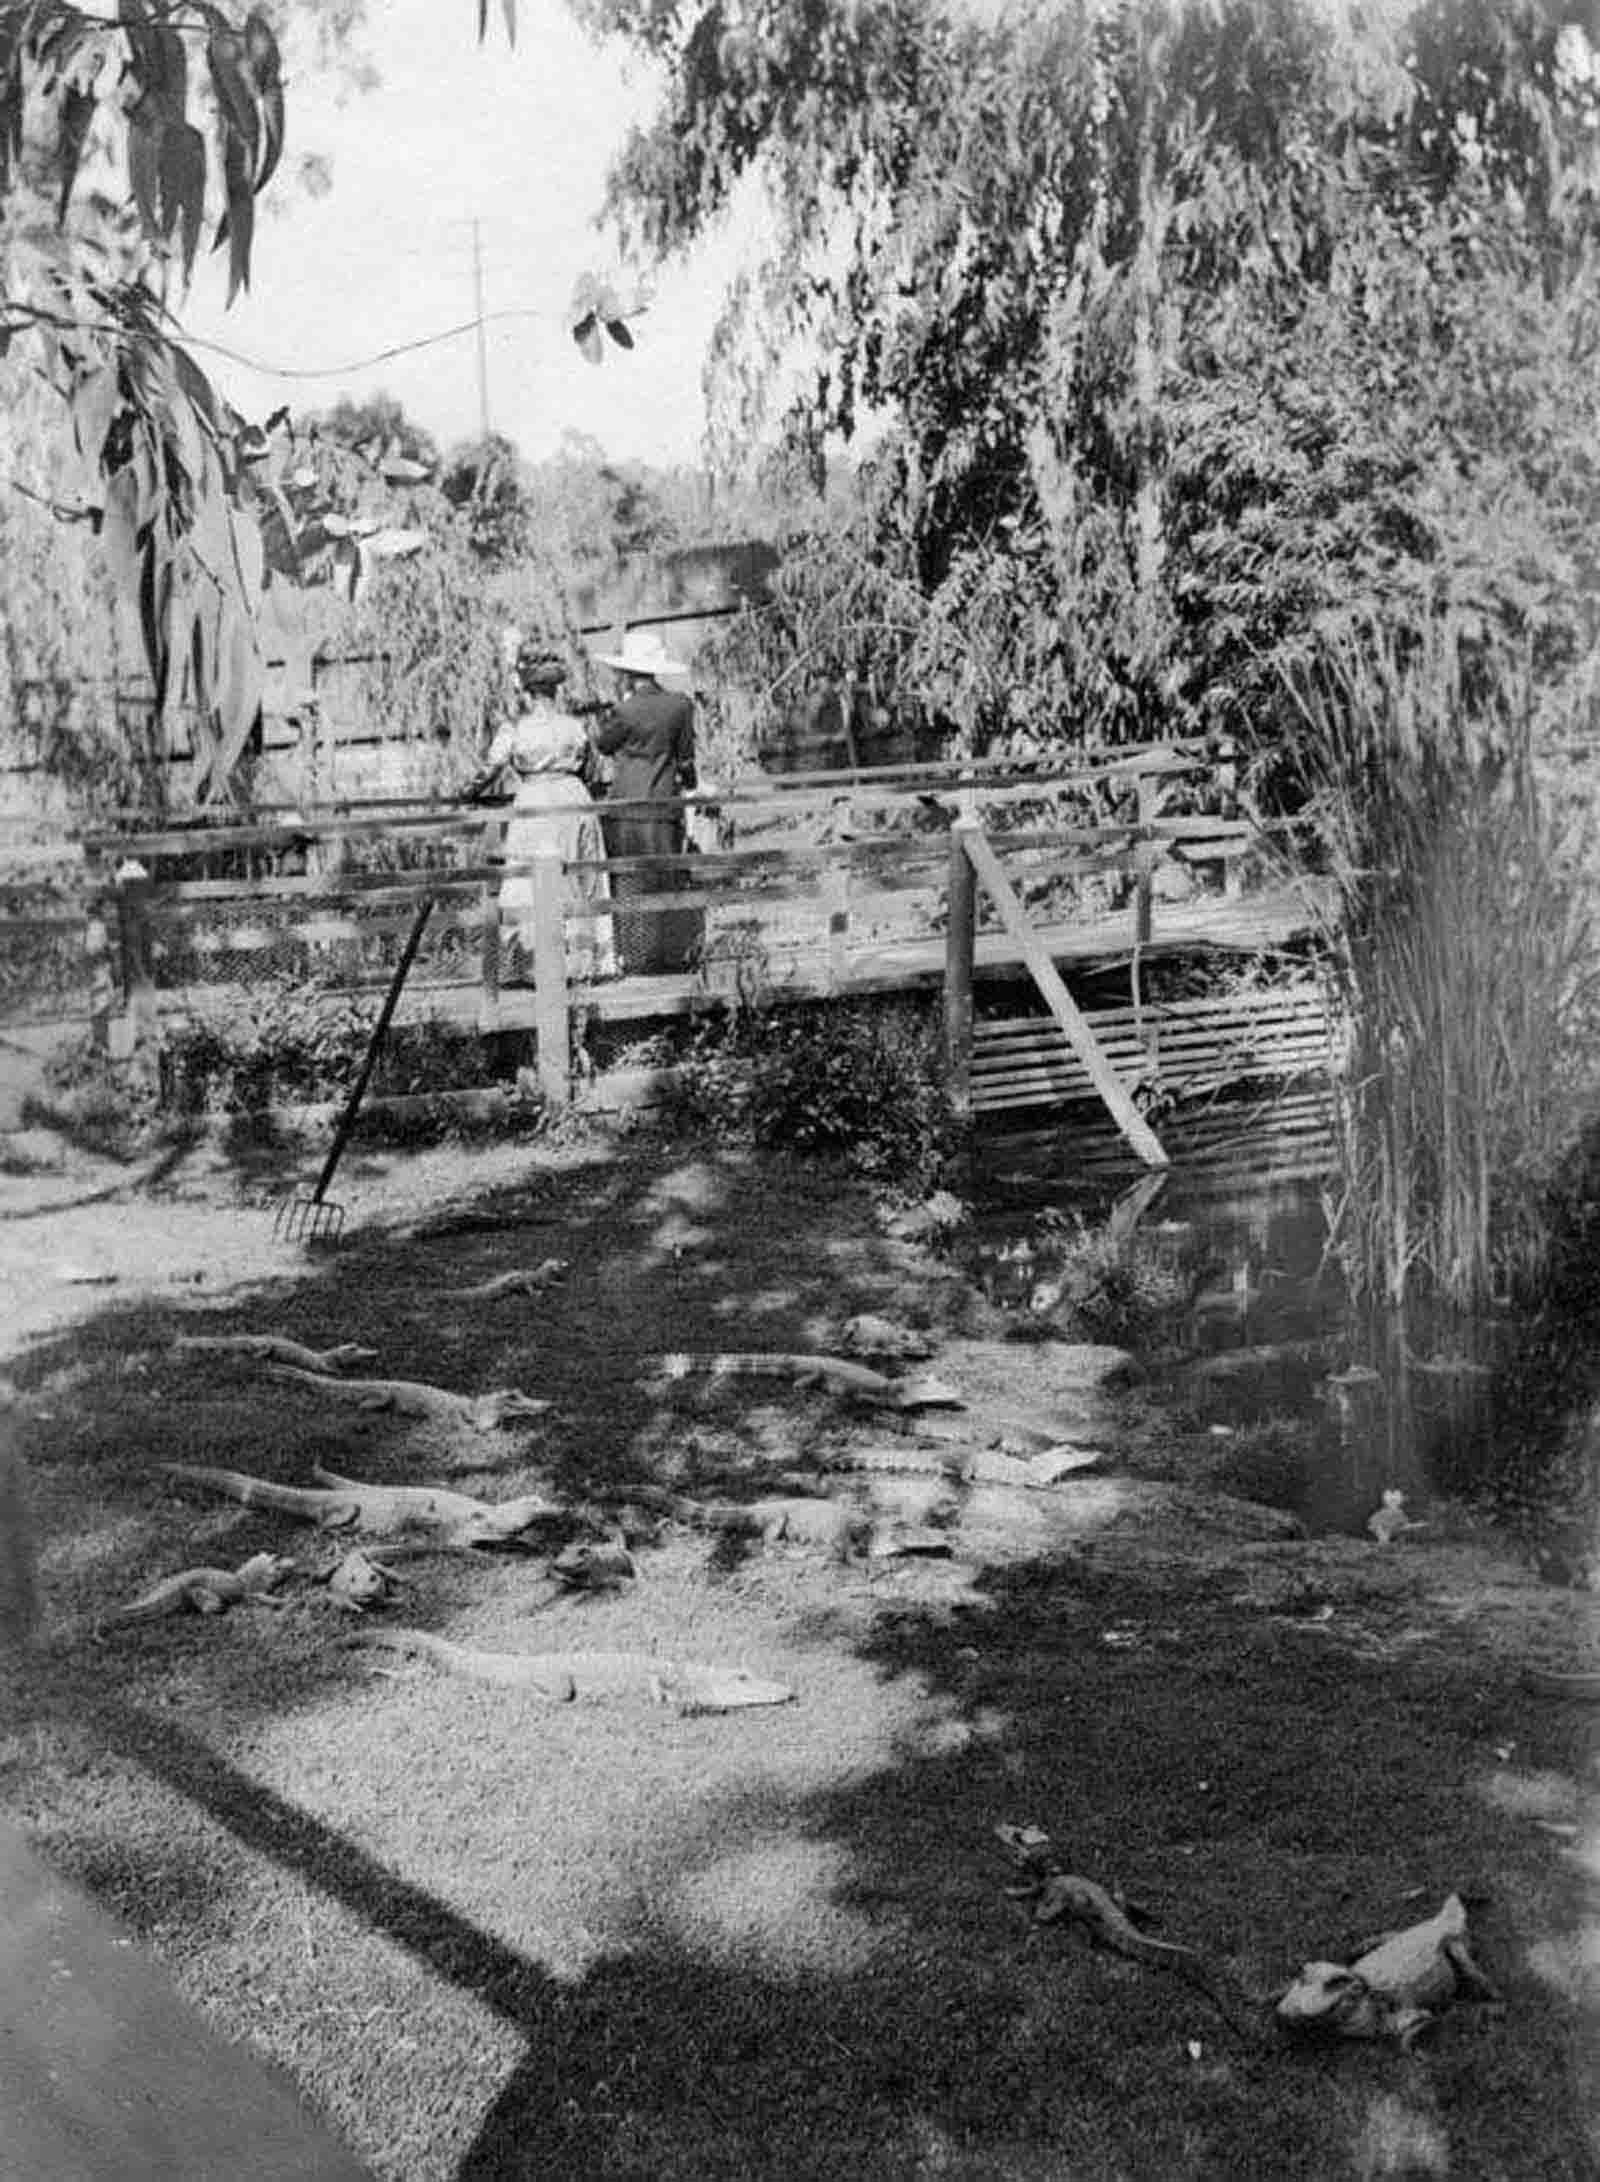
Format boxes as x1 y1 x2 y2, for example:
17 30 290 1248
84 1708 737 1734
162 1463 317 1516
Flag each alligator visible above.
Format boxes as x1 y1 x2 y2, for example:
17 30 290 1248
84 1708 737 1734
174 1333 378 1374
836 1443 1105 1490
1276 1893 1500 2047
161 1463 561 1548
632 1485 873 1560
642 1352 963 1412
266 1367 551 1430
362 1627 796 1714
452 1259 570 1302
326 1548 406 1612
836 1314 936 1362
994 1823 1264 2039
549 1536 637 1590
106 1552 296 1625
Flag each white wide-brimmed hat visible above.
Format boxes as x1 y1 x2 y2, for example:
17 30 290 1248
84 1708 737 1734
592 628 688 678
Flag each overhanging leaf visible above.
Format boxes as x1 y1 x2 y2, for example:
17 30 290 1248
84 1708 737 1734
98 465 143 600
207 28 259 183
605 318 635 350
55 83 96 224
214 129 255 304
159 121 206 283
126 99 162 243
573 314 605 365
71 366 121 473
205 599 265 799
242 12 283 190
228 503 265 599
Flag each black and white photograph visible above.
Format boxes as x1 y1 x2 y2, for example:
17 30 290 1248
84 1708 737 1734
0 1 1596 2174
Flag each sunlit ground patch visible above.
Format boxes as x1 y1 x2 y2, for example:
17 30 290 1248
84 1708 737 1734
662 1837 884 1978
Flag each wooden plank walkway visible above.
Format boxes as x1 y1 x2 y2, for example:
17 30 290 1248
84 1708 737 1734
8 746 1339 1117
174 880 1326 1036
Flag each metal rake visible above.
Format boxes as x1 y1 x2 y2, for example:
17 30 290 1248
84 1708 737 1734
275 898 434 1245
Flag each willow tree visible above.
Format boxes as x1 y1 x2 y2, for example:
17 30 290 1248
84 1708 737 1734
577 0 1600 750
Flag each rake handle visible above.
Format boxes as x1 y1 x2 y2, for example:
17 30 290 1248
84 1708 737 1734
309 896 435 1207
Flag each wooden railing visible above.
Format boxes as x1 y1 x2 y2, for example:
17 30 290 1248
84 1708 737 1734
7 744 1332 1110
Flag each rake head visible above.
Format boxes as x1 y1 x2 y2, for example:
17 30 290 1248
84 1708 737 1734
274 1193 346 1245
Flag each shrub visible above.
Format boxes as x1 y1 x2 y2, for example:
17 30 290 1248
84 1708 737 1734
35 1037 167 1158
673 999 960 1194
163 986 374 1115
1030 1206 1203 1349
162 985 505 1116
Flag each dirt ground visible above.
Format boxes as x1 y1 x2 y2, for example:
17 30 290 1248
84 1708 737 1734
1 1115 1596 2180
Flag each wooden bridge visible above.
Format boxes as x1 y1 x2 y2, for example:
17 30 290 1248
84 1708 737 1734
31 740 1337 1152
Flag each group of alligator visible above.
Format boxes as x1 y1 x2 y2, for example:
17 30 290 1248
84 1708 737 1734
113 1314 1095 1714
102 1314 1515 2046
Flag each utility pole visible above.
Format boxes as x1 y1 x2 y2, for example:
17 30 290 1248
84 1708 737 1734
471 217 491 441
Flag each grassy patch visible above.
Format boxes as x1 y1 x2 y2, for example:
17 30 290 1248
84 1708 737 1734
1 1134 1594 2180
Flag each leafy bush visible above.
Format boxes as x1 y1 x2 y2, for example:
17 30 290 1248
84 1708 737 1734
163 986 374 1114
162 986 498 1116
672 999 960 1194
35 1037 167 1158
1030 1206 1203 1350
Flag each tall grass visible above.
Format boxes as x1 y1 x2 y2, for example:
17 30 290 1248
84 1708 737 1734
1286 623 1600 1323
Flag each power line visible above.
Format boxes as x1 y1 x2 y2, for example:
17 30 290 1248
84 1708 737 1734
170 304 580 383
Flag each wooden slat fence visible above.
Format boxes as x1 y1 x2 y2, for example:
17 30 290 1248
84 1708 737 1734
970 985 1338 1117
4 743 1336 1109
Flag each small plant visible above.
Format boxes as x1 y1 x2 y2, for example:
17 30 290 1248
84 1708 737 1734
163 983 375 1114
671 998 960 1194
35 1037 167 1157
1030 1206 1202 1348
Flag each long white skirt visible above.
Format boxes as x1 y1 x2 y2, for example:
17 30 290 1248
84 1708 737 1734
498 776 616 983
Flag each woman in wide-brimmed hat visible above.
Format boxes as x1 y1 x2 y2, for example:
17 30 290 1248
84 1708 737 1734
588 628 700 975
469 638 616 984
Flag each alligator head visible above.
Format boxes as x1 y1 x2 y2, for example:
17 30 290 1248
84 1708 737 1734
462 1492 564 1548
470 1389 555 1429
241 1552 297 1591
659 1665 796 1714
1274 1963 1434 2048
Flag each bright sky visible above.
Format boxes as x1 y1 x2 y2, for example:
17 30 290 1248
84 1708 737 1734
177 1 751 469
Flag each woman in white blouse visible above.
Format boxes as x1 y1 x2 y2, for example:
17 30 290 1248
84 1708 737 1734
471 642 616 983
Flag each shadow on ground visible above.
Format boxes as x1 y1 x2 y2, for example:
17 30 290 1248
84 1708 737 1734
1 1134 1595 2180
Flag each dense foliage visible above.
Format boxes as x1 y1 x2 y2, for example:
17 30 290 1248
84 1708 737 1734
584 0 1600 752
0 1 646 805
673 997 958 1193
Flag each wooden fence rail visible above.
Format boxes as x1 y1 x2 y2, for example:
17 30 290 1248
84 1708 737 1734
6 751 1335 1116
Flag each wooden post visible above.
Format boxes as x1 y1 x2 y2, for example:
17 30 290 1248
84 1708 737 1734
84 871 115 1056
1134 766 1157 950
944 815 978 1122
477 815 503 1034
823 857 851 994
478 886 502 1033
529 838 570 1107
108 861 157 1070
961 826 1168 1168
